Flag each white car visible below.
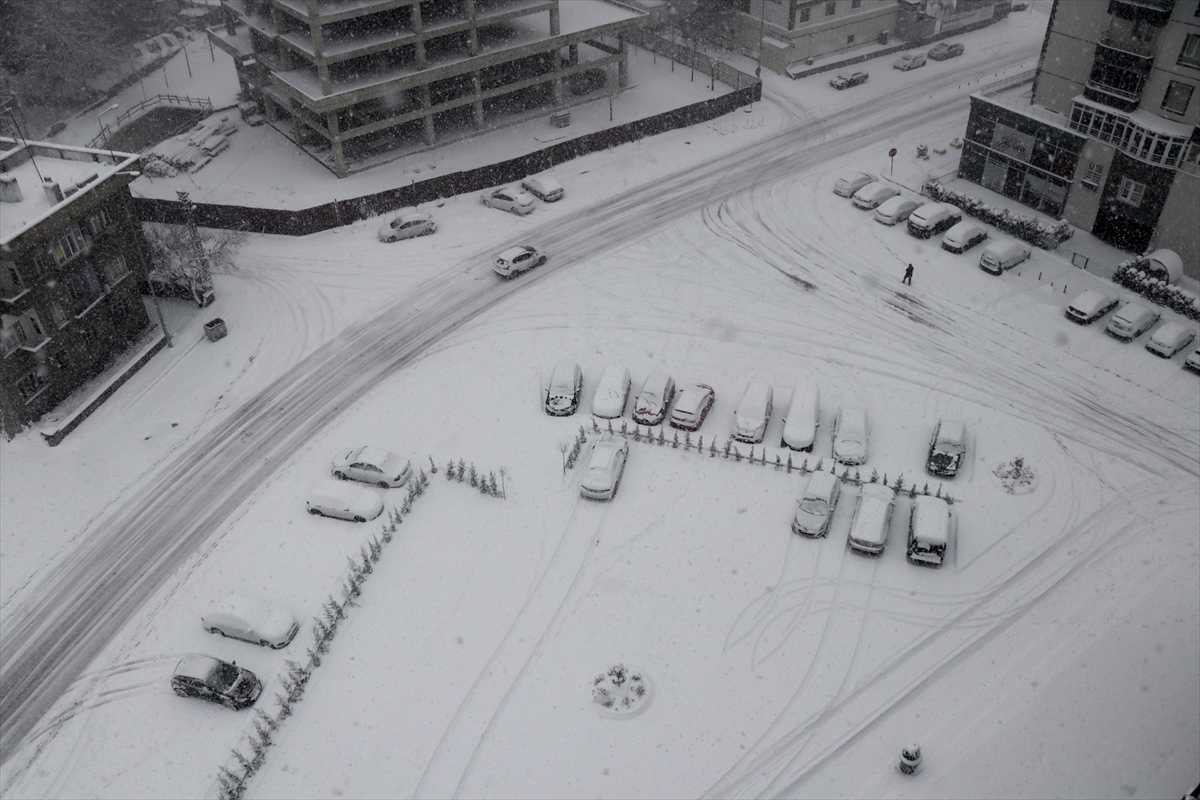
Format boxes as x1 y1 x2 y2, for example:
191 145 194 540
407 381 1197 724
592 365 631 418
851 182 900 210
493 245 546 277
480 186 535 215
1064 289 1119 325
377 211 435 242
331 446 411 488
833 172 877 198
848 483 896 556
202 595 299 649
907 495 953 568
732 378 773 443
1145 321 1196 358
941 220 988 253
832 406 869 465
927 418 966 477
874 196 923 226
791 470 842 538
893 52 927 70
545 359 583 416
1105 302 1160 341
632 372 676 426
520 175 564 202
669 383 715 431
580 434 628 500
306 482 385 522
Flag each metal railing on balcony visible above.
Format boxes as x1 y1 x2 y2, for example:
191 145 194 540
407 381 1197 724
1098 30 1157 60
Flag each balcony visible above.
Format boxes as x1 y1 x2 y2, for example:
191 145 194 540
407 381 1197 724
1098 29 1158 60
1107 0 1173 28
1084 45 1151 112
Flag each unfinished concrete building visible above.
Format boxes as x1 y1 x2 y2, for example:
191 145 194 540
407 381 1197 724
209 0 648 176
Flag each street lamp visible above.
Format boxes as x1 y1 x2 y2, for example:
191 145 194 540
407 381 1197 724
756 0 767 79
98 103 120 160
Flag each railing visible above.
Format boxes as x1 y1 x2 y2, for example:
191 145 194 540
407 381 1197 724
624 28 762 95
88 94 213 148
979 69 1036 97
1098 30 1157 60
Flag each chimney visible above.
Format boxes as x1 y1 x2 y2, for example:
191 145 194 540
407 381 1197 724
42 176 64 204
0 174 22 203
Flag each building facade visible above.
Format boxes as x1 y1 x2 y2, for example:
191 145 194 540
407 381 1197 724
0 139 154 439
958 0 1200 277
208 0 648 177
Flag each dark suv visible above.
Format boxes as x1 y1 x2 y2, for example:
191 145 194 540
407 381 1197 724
928 42 965 60
829 71 869 89
172 654 262 709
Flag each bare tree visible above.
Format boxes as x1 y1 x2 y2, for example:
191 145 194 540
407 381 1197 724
143 196 246 308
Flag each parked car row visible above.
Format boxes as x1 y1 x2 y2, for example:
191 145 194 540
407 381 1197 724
376 174 563 242
892 42 964 71
1064 289 1197 360
791 472 956 567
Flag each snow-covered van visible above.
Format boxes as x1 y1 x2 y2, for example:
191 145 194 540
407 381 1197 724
1105 302 1160 341
978 238 1030 274
732 378 773 443
848 483 896 556
907 203 962 238
907 495 953 567
780 383 820 452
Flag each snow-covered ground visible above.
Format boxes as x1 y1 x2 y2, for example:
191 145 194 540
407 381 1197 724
2 4 1197 798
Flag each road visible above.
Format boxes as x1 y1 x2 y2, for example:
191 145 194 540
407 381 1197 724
3 42 1189 774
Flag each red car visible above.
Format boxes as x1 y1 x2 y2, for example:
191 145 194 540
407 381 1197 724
669 384 715 431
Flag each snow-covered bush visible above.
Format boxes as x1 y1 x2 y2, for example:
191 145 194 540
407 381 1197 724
592 663 654 718
992 457 1036 494
1113 258 1200 321
922 179 1073 250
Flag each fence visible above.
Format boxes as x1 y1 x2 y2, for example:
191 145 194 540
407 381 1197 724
625 29 762 94
89 94 212 148
133 64 760 236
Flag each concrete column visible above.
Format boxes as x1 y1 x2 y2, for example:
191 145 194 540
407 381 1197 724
327 111 346 176
412 1 426 68
420 84 436 145
224 6 237 36
569 43 579 65
472 72 484 129
466 0 479 56
550 2 560 36
318 63 332 95
263 94 280 121
552 48 564 105
618 35 629 87
291 110 304 145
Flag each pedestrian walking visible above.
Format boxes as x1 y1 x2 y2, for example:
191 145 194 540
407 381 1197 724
902 263 914 285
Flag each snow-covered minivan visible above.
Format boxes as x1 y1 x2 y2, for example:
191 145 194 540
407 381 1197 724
781 383 820 452
1105 302 1160 341
907 495 953 568
907 203 962 239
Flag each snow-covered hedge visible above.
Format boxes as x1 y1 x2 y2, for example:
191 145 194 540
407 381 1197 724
1112 258 1200 321
922 179 1073 250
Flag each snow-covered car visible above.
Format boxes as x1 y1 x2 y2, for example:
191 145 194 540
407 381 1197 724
781 383 820 451
978 238 1030 274
834 172 878 198
907 202 962 238
874 196 923 226
851 182 900 210
331 446 411 488
377 211 435 242
893 52 927 70
1145 321 1196 358
520 175 564 202
848 483 896 556
580 434 629 501
480 186 535 215
791 470 842 538
1184 349 1200 374
832 406 870 465
493 245 546 277
926 418 966 477
928 42 964 60
669 383 715 431
632 372 676 426
545 359 583 416
1105 301 1160 341
1064 289 1119 325
907 495 953 568
591 364 631 418
830 71 868 89
941 220 988 253
306 482 385 522
732 378 774 443
171 654 262 709
202 595 299 649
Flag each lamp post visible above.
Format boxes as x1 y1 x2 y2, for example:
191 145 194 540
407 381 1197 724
98 103 120 160
756 0 767 79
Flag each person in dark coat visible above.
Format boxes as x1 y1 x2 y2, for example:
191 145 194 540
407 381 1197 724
902 263 914 285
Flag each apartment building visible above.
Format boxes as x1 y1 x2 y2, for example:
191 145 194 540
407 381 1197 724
958 0 1199 276
208 0 648 176
0 139 153 438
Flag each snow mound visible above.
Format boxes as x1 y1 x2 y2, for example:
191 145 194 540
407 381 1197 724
591 663 653 719
992 457 1036 494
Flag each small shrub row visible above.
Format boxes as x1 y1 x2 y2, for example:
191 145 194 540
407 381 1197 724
444 458 506 498
922 178 1073 250
1112 258 1200 321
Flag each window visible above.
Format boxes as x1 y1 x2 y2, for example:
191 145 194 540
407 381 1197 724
851 0 861 7
826 1 836 16
1116 176 1145 207
69 264 105 315
52 349 71 370
1161 81 1193 115
847 34 855 44
12 319 28 345
1082 161 1103 189
30 253 49 279
103 255 129 286
1 261 22 297
799 7 810 22
17 370 47 401
51 223 88 266
51 303 67 328
88 208 115 235
1180 33 1200 68
27 315 43 337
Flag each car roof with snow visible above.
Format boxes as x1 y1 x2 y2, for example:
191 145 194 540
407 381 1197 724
935 419 965 446
498 246 533 261
911 495 950 545
801 470 839 499
1150 320 1191 344
1068 289 1114 312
